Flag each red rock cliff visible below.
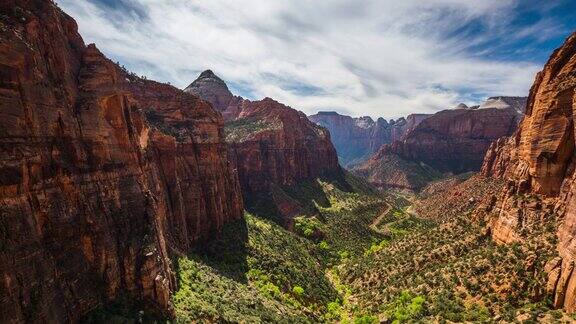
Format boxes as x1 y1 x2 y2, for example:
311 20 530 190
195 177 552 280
186 71 341 221
0 1 243 322
481 32 576 312
385 102 523 174
228 97 341 192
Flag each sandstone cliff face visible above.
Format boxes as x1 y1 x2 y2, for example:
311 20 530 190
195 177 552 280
353 98 524 191
0 1 243 322
186 71 341 222
481 32 576 312
308 111 429 167
227 98 340 192
383 103 523 174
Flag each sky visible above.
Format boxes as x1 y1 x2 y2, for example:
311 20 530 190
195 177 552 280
57 0 576 119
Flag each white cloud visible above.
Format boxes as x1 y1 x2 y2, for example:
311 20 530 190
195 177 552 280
58 0 550 119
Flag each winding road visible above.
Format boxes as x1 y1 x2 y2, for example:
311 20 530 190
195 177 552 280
370 194 418 235
369 203 391 235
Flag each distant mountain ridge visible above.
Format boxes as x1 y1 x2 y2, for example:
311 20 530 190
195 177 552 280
309 111 430 167
353 96 526 191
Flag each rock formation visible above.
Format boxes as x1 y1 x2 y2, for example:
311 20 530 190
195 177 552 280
183 70 244 120
479 96 528 114
308 111 430 167
186 71 341 223
353 97 525 191
382 99 524 174
0 1 243 322
352 148 442 191
480 32 576 312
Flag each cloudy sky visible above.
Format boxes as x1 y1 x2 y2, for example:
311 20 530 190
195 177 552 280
58 0 576 119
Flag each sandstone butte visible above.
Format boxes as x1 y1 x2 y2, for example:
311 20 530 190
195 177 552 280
308 111 430 168
481 31 576 312
185 70 341 223
351 97 526 191
0 1 244 322
383 97 526 174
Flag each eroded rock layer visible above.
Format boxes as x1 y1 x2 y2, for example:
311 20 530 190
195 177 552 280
352 147 442 192
0 1 243 322
354 99 524 191
186 71 341 222
481 32 576 312
385 105 523 174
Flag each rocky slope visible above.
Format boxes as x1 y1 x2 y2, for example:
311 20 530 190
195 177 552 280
308 111 429 167
183 70 244 120
0 1 243 322
186 71 341 224
354 98 525 191
481 31 576 312
386 102 524 174
352 148 442 191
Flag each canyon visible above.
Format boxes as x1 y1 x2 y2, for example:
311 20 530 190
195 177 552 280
2 0 576 323
0 1 342 321
481 31 576 312
186 71 341 224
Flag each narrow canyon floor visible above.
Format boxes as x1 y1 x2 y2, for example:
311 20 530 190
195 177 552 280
85 174 576 323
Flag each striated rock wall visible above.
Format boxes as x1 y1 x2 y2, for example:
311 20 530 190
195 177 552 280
481 32 576 312
354 100 524 191
0 1 243 322
186 71 341 221
227 98 341 193
308 111 429 167
384 105 523 174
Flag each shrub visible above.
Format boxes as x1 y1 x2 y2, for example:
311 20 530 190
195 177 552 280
294 216 323 239
293 286 305 297
354 314 378 324
339 251 350 260
324 300 343 321
364 240 389 256
385 291 426 323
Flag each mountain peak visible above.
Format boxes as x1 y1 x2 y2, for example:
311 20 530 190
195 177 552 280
199 69 215 77
190 69 226 84
184 69 233 112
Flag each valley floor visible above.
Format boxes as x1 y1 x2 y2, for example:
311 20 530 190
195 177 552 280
171 174 576 323
86 174 576 323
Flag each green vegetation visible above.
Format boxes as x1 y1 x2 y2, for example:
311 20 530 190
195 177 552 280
225 117 281 142
384 291 426 323
172 172 390 322
294 216 324 239
173 256 307 323
339 179 563 322
173 212 338 322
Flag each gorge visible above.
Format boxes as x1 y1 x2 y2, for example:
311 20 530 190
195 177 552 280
1 0 576 323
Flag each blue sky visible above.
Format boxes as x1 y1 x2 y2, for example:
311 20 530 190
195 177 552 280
58 0 576 119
